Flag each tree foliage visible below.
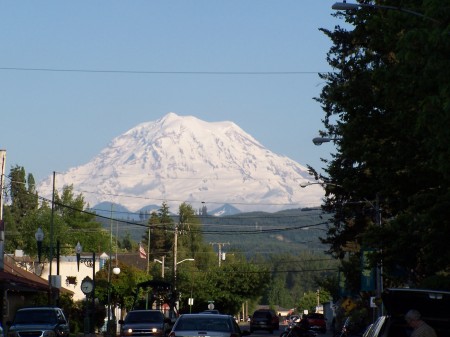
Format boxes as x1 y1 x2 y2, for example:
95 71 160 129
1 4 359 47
314 0 450 292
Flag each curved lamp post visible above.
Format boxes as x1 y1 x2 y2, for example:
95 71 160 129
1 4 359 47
332 1 440 23
300 181 342 189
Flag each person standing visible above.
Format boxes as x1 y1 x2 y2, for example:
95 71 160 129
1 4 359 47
405 310 437 337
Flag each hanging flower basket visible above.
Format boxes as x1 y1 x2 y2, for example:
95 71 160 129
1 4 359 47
66 276 77 287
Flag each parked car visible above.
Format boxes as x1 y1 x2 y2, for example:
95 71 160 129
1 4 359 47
119 310 172 337
169 313 249 337
250 309 280 333
363 288 450 337
201 310 221 314
6 306 70 337
305 313 327 333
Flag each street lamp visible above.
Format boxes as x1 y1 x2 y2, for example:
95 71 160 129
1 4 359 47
312 136 341 146
177 258 195 265
75 241 96 334
154 257 166 278
35 227 61 305
332 1 440 23
101 253 120 337
173 258 194 312
300 181 342 189
35 227 44 263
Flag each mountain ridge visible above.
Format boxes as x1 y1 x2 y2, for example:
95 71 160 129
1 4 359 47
37 112 324 213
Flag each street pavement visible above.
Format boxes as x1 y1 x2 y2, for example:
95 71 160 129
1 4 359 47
240 323 335 337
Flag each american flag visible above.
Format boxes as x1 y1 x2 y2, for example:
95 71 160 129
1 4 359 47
139 243 147 259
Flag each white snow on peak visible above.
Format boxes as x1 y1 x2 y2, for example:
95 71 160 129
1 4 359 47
37 112 324 213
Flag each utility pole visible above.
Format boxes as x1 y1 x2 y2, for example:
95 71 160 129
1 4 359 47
0 149 6 272
173 224 178 288
146 224 151 274
0 150 6 327
210 242 229 266
48 171 56 305
375 193 383 317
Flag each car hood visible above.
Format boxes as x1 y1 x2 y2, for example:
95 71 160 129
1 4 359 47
382 288 450 320
122 322 164 329
9 323 58 330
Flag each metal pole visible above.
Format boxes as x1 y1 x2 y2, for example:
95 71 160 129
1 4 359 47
107 205 113 336
49 171 56 304
173 225 178 289
92 252 96 334
375 194 383 317
0 149 6 272
147 226 151 274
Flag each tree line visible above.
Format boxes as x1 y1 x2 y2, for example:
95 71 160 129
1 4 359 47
3 165 335 333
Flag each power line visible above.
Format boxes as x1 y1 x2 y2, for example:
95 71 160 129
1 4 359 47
0 67 325 75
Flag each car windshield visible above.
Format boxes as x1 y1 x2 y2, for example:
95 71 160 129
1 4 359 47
125 311 163 323
253 312 271 318
176 317 231 332
14 310 57 324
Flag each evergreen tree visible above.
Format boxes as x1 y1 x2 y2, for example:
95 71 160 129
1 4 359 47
5 166 39 252
315 0 450 289
158 201 174 255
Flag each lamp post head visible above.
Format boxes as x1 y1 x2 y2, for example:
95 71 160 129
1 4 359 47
75 241 82 254
100 252 109 261
75 241 82 271
113 267 121 275
312 137 333 146
35 227 44 242
300 182 317 188
332 2 360 10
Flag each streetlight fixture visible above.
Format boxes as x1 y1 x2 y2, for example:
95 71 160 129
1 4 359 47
75 241 97 334
300 181 342 189
177 258 195 265
154 257 166 278
312 136 341 146
35 226 61 305
35 227 44 263
331 1 440 23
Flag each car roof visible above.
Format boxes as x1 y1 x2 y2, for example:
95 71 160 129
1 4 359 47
16 307 62 314
382 288 450 319
181 314 231 318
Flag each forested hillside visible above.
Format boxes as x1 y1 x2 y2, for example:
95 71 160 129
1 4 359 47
106 207 330 258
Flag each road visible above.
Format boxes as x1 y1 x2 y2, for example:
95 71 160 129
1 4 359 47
240 323 334 337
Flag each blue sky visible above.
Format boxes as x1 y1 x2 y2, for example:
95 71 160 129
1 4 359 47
1 1 341 183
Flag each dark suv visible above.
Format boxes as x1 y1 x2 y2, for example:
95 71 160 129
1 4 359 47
6 306 70 337
250 309 279 333
119 310 171 337
363 288 450 337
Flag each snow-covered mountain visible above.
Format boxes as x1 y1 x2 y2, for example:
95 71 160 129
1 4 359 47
37 112 324 214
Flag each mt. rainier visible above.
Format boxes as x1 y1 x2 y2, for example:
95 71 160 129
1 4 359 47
37 112 324 213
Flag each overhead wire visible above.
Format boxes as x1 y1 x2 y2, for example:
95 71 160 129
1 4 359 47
0 67 325 75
